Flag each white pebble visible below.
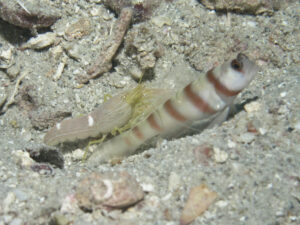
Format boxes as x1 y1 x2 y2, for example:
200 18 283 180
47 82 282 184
259 127 267 135
0 47 13 61
246 21 257 27
90 8 101 16
280 92 287 97
213 147 228 163
168 172 181 192
227 139 236 148
151 16 172 27
141 183 155 192
11 150 34 168
244 101 261 113
215 200 228 208
72 149 85 161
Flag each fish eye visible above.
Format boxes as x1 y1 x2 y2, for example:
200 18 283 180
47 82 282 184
231 59 243 71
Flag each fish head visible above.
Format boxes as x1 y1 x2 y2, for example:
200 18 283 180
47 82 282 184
219 53 258 92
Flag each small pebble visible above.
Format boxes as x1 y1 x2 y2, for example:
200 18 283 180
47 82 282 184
280 92 287 97
60 194 79 213
246 21 257 27
50 214 70 225
71 149 85 161
0 47 13 61
258 127 267 135
6 64 20 79
151 16 172 27
141 183 155 193
129 65 143 81
90 8 101 16
215 200 228 208
213 147 228 163
227 139 236 148
12 150 34 168
168 172 181 192
244 101 261 113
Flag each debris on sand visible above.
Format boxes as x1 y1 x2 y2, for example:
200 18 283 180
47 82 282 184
0 0 60 33
75 171 144 211
180 184 217 225
198 0 281 15
79 7 133 83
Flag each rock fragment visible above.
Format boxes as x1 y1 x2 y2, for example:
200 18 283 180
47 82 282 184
0 45 14 69
180 184 217 225
20 32 57 50
64 18 91 40
198 0 281 15
0 0 60 31
11 150 35 168
168 172 181 192
75 171 144 210
244 101 261 113
213 147 228 163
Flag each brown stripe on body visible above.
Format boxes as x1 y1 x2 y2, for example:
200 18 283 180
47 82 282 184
132 126 144 140
184 83 216 114
207 69 241 97
147 113 163 132
123 136 133 147
164 99 187 122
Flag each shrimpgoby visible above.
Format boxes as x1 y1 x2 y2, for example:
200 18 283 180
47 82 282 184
87 53 258 164
44 53 258 164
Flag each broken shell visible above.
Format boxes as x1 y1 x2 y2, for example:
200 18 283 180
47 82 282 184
75 171 144 210
20 32 57 50
180 184 217 225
